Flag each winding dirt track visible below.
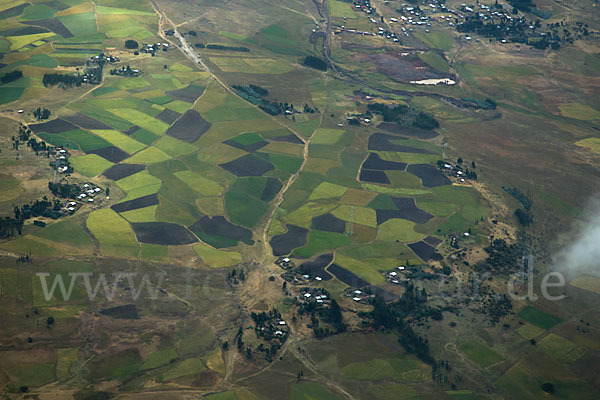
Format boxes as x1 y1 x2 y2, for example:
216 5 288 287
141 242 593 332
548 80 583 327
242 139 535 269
148 0 314 264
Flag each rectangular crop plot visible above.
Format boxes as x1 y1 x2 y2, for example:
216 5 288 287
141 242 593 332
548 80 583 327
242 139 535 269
61 128 111 152
458 341 504 367
333 254 384 285
108 108 169 135
57 12 97 37
29 118 78 133
155 108 181 124
70 154 113 177
111 193 159 213
91 130 146 154
103 163 146 181
518 306 563 330
166 110 211 142
88 146 130 163
132 222 197 245
166 84 205 103
24 18 73 38
62 112 112 130
312 128 345 145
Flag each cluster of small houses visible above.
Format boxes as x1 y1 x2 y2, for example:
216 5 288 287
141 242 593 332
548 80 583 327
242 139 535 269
140 42 170 55
76 183 104 204
385 265 409 284
299 287 330 306
54 182 104 216
438 160 471 183
82 54 119 84
328 0 536 43
54 147 71 174
276 257 332 286
110 65 142 77
90 54 119 63
456 3 542 43
255 317 289 341
342 288 374 304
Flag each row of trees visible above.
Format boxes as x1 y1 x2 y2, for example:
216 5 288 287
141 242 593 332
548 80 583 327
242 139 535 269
1 70 22 84
503 187 534 226
14 197 63 221
0 217 23 239
42 73 84 88
233 84 294 116
195 43 250 52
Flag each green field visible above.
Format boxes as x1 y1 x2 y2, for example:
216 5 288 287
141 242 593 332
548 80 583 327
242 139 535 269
70 154 113 177
120 205 158 222
458 341 504 367
333 254 384 284
125 146 172 164
326 0 356 19
92 129 146 154
194 244 242 268
33 219 94 251
518 305 563 330
86 208 139 258
108 108 169 135
376 219 425 243
293 230 351 258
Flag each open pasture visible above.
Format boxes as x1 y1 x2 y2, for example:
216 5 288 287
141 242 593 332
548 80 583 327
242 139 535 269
194 244 242 268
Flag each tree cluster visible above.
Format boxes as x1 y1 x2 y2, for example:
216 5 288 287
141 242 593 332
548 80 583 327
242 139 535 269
502 186 533 226
0 217 23 239
507 0 535 12
14 197 62 221
302 56 327 71
125 39 139 49
42 73 84 88
33 107 51 121
367 103 439 130
232 84 296 116
366 294 436 365
109 65 141 77
48 181 80 199
476 238 522 274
